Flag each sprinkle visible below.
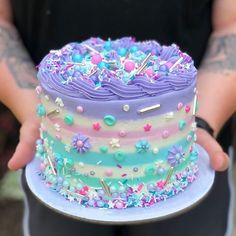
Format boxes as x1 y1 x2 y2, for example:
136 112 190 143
83 44 99 54
123 104 130 112
169 57 183 72
177 102 184 110
117 164 122 168
76 106 84 113
137 184 144 192
100 179 112 198
54 123 61 131
185 105 191 113
109 138 120 148
87 67 97 77
46 109 60 117
192 94 197 116
144 123 152 132
121 173 127 177
136 53 152 74
165 167 174 185
46 154 56 175
165 112 174 121
96 160 102 165
65 189 84 198
55 97 64 107
93 122 101 131
152 147 159 154
138 103 161 114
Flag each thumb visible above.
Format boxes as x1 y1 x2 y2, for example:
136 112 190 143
196 128 229 171
8 118 40 170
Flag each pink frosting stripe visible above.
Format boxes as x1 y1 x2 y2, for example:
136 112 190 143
46 116 194 141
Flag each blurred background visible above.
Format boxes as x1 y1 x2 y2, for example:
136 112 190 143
0 105 236 236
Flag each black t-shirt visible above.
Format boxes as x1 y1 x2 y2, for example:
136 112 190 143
11 0 212 66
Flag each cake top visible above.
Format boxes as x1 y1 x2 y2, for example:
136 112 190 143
38 37 197 101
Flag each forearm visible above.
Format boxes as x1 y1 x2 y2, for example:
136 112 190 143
0 20 38 124
197 23 236 136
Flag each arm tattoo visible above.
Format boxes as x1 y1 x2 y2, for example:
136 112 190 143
200 34 236 73
0 25 37 89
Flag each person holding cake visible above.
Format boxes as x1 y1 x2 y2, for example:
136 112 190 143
0 0 235 235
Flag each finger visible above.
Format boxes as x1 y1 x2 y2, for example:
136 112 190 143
8 120 40 170
196 128 229 171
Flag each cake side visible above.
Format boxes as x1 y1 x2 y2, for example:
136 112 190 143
35 37 199 208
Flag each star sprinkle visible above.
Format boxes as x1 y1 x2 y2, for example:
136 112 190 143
93 122 101 131
144 124 152 132
54 123 61 132
55 97 64 107
109 138 120 148
64 144 71 152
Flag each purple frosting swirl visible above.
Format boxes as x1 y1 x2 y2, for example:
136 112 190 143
38 37 197 101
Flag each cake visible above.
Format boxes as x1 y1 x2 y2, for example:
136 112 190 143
35 37 199 209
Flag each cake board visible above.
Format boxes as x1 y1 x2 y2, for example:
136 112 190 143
25 144 215 225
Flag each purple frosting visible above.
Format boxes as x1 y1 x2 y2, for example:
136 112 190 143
38 37 197 102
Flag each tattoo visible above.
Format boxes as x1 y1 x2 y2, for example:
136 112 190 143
0 25 37 88
201 34 236 73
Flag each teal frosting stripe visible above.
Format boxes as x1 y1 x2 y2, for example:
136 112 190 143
73 157 191 188
43 132 192 167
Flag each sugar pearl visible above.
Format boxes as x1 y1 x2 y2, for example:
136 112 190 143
115 201 124 209
177 102 183 110
162 130 169 138
145 68 155 77
91 54 102 64
119 130 127 137
124 61 135 72
76 106 84 113
105 169 113 177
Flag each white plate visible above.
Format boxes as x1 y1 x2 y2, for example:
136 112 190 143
26 144 215 224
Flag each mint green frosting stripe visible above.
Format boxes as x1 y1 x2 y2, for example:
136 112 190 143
74 157 191 188
43 132 192 167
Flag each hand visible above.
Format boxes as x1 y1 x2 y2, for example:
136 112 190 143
196 128 229 171
8 117 40 170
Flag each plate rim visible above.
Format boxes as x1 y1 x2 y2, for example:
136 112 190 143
25 144 215 225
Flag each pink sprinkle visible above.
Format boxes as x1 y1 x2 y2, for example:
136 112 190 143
91 54 102 64
93 122 101 131
144 123 152 132
76 106 84 113
40 163 46 171
156 180 165 189
42 126 47 132
137 184 144 192
117 164 122 168
124 61 135 72
162 130 169 138
145 68 155 77
105 169 113 177
185 105 191 113
165 62 173 68
35 86 42 95
119 130 127 137
121 173 127 177
189 145 193 153
177 102 183 110
115 201 124 209
55 134 61 140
